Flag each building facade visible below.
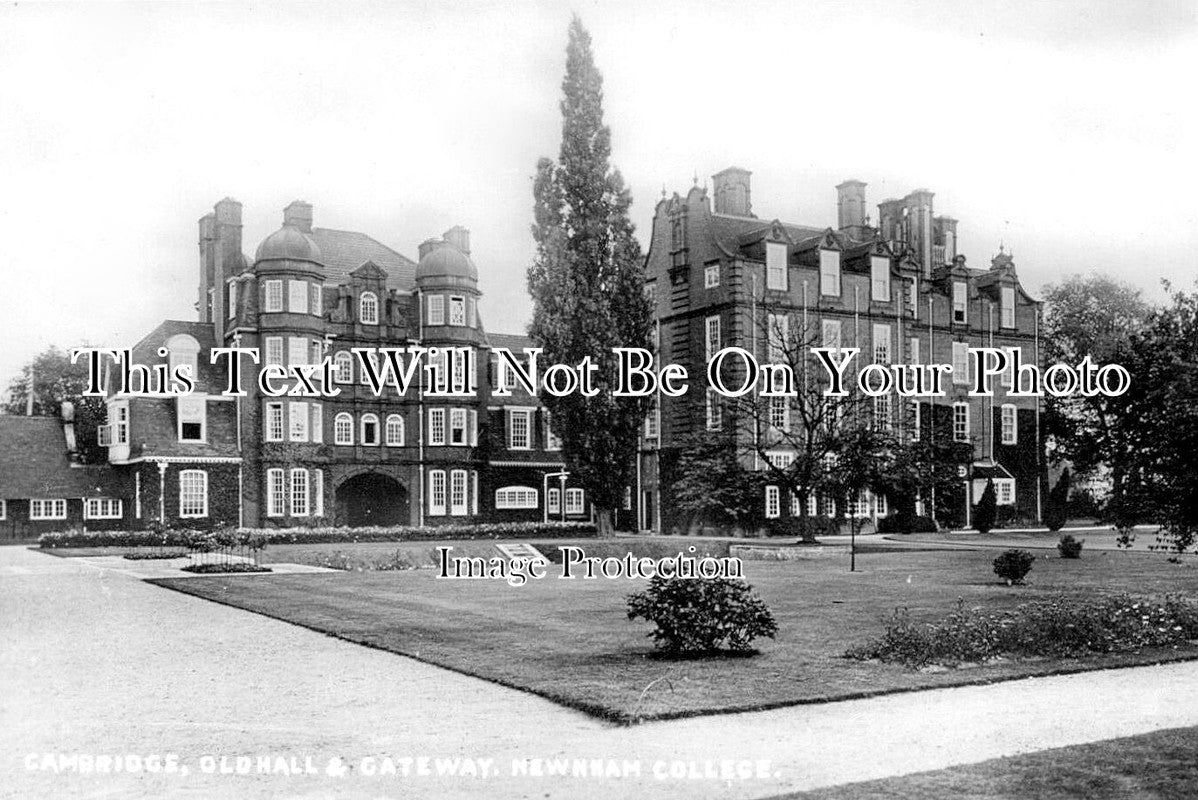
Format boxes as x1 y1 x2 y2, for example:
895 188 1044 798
637 168 1045 534
0 200 591 533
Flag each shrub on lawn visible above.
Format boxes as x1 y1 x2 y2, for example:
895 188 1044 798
847 593 1198 667
1058 534 1084 559
38 521 596 549
973 479 997 533
993 548 1035 585
626 576 778 654
1044 469 1071 532
765 515 838 541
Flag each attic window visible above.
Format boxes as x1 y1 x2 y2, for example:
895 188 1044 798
819 250 840 297
870 256 890 302
766 242 787 291
953 281 968 323
360 292 379 325
1001 287 1016 328
178 396 206 442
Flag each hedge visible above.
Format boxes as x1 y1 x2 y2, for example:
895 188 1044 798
38 521 597 549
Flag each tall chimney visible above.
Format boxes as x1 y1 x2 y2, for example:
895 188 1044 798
836 179 867 235
904 189 935 277
711 167 752 216
443 226 471 255
284 200 313 233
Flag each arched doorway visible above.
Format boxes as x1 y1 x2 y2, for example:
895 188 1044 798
336 473 408 528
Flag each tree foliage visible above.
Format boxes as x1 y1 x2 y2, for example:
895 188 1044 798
527 16 653 534
974 478 998 534
3 345 107 464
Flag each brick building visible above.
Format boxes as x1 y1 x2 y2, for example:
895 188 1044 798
636 168 1045 533
1 200 589 533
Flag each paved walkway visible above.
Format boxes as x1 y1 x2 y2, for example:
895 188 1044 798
3 544 1198 800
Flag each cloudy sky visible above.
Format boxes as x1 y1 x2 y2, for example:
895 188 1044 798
1 0 1195 394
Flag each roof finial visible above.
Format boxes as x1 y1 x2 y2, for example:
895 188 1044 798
661 185 666 199
999 240 1005 255
693 171 699 187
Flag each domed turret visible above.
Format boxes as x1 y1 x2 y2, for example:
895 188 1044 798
254 224 323 265
416 237 477 282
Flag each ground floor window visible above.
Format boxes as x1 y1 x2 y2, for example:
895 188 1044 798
290 469 309 517
450 470 468 516
565 488 585 515
994 478 1016 506
30 499 67 520
84 498 122 519
495 486 537 510
179 470 208 518
429 470 447 516
267 469 285 517
765 486 780 519
547 488 561 514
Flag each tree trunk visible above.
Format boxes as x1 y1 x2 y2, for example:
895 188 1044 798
595 507 615 538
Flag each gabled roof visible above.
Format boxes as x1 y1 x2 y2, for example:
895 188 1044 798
0 416 117 499
126 320 225 394
310 228 416 291
486 332 535 352
711 214 825 255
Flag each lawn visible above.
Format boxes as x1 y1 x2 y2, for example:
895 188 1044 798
149 543 1198 723
783 725 1198 799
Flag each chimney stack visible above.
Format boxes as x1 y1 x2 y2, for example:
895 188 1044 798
61 401 78 461
836 179 868 235
418 238 446 260
443 226 471 255
198 198 243 331
711 167 752 216
284 200 313 233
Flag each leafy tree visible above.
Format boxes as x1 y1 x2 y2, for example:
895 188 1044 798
974 478 997 534
671 431 766 533
883 418 974 531
1042 273 1150 483
1043 468 1070 532
1108 284 1198 556
527 17 653 535
3 345 106 464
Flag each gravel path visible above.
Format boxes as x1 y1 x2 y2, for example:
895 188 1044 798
3 544 1197 799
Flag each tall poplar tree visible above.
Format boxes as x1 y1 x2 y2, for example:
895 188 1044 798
528 16 652 535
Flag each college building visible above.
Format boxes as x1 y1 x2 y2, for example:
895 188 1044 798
0 200 589 535
636 168 1046 534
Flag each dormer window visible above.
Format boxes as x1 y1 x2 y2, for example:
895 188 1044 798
166 334 200 385
766 242 787 291
359 292 379 325
1001 286 1016 328
178 396 206 442
819 249 840 297
953 281 968 323
870 256 890 302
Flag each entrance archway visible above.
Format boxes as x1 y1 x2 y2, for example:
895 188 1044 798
336 473 408 528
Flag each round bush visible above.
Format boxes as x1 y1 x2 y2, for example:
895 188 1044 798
993 548 1035 584
627 576 778 654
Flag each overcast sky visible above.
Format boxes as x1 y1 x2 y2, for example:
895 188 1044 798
1 0 1195 394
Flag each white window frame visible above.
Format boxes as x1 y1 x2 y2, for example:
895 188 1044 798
264 280 284 312
705 388 721 431
177 396 206 443
820 249 841 297
766 242 788 291
495 486 538 510
429 470 447 516
544 411 561 451
360 291 379 325
360 413 380 446
0 499 6 520
227 282 237 320
705 315 721 360
565 488 585 515
426 294 445 326
911 400 922 442
313 469 324 517
265 336 283 367
765 486 781 519
289 401 309 442
769 396 790 432
30 499 67 520
952 341 970 385
450 469 468 516
768 313 789 362
953 281 968 324
428 408 446 446
179 470 208 519
1001 287 1016 328
704 262 720 288
266 469 285 518
822 319 842 352
288 279 308 313
1001 403 1018 445
334 412 354 445
547 487 561 515
385 414 405 446
310 403 323 443
507 408 532 450
310 283 323 316
334 352 353 383
287 336 308 367
449 296 466 326
265 402 284 442
449 408 468 446
870 255 890 302
909 336 921 365
872 324 891 364
994 478 1016 506
953 402 970 443
290 469 309 517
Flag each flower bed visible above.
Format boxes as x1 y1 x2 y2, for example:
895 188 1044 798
180 563 272 574
847 593 1198 668
39 521 597 549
